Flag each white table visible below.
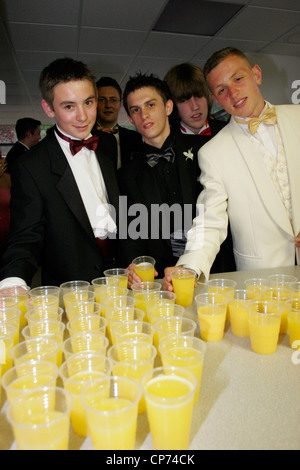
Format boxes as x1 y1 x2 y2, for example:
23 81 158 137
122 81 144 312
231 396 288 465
1 266 299 450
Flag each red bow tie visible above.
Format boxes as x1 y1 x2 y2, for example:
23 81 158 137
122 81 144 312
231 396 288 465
55 127 99 155
200 127 212 136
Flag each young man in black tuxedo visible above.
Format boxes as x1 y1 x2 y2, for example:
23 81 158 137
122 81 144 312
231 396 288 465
93 76 142 168
118 73 235 284
0 58 120 288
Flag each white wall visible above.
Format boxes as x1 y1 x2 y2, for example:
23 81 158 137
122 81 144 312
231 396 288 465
247 53 300 105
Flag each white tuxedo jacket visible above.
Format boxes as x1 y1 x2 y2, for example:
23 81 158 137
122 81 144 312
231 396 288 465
178 104 300 278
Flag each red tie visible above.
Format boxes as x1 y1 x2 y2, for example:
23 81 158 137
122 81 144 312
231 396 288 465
200 121 212 136
55 127 99 155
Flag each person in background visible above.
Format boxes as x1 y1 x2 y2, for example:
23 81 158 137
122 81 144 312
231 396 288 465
94 76 142 168
0 57 120 289
164 62 227 136
164 47 300 290
164 62 235 274
119 72 235 285
5 117 41 173
0 151 11 267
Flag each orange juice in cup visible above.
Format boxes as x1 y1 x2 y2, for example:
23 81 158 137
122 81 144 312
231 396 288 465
159 335 206 404
286 297 300 349
227 289 261 337
195 292 227 342
6 387 72 450
107 340 156 413
208 278 237 320
0 286 30 328
59 352 112 436
132 256 156 282
247 300 283 355
170 268 196 307
81 376 141 450
142 366 197 450
262 286 294 334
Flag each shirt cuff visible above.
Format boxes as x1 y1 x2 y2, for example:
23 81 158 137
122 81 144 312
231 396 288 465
176 264 201 278
0 277 27 290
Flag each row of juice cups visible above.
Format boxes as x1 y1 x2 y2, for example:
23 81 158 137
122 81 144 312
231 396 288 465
1 322 205 450
194 274 300 355
0 280 205 448
3 361 200 451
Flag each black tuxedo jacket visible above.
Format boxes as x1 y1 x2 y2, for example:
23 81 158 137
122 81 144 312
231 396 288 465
5 141 28 174
0 129 120 286
93 124 142 168
118 126 143 166
118 132 236 277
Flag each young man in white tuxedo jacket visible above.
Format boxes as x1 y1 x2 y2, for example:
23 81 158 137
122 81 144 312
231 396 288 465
164 47 300 289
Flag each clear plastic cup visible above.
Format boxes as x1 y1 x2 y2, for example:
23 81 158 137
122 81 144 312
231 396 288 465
107 340 156 413
208 278 237 320
142 366 197 450
29 286 60 299
262 285 295 334
195 292 228 342
106 307 145 344
67 314 107 337
154 316 197 351
285 297 300 348
159 335 206 404
66 301 101 321
0 322 16 372
11 337 61 366
147 303 184 326
80 376 141 450
63 290 95 311
0 285 30 328
2 360 59 404
170 268 196 307
6 386 72 450
101 294 135 318
25 306 64 324
267 274 297 287
143 291 177 321
62 333 109 360
132 256 156 282
112 320 155 345
227 289 261 337
247 300 283 355
131 282 161 313
0 307 21 344
95 286 129 312
59 352 112 437
103 268 129 288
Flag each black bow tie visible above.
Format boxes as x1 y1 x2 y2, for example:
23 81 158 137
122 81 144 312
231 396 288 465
146 147 175 167
55 127 99 156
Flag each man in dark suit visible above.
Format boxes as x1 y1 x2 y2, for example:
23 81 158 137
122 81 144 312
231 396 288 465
93 77 142 168
5 117 41 173
0 58 120 288
119 73 235 283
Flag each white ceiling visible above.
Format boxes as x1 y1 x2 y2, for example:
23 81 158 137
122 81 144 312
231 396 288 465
0 0 299 126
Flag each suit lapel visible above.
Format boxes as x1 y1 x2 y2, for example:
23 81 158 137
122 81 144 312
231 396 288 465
229 118 294 237
175 136 199 207
47 134 95 240
276 106 300 236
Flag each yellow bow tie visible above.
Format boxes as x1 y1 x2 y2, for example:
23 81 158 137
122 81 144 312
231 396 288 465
235 107 277 135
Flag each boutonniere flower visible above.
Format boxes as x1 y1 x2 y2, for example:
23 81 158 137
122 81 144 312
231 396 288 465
183 148 194 161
